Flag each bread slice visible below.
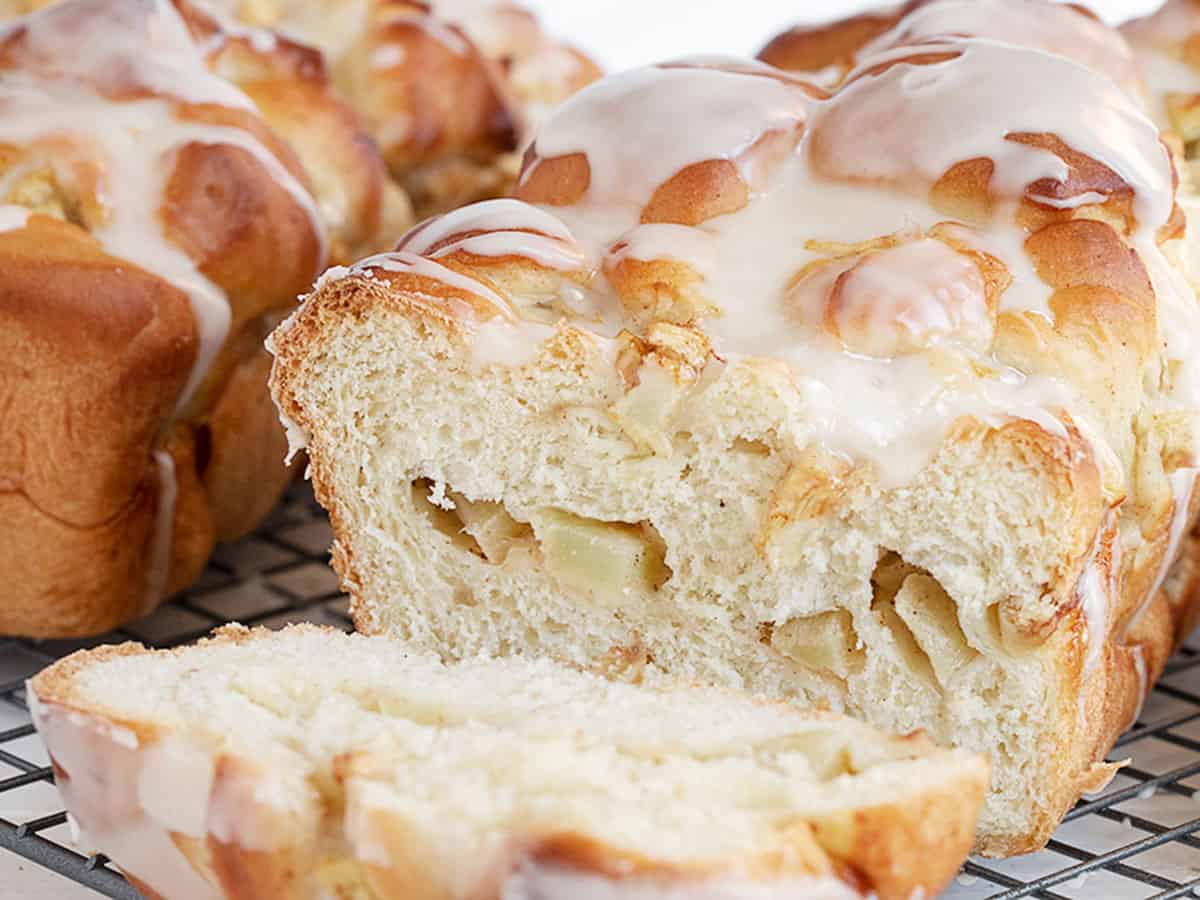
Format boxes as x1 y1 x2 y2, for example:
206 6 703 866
29 624 986 900
268 36 1200 855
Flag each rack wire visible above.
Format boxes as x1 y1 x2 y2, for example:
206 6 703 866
3 483 1200 898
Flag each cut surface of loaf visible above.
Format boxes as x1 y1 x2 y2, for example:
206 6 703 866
0 0 408 637
29 624 987 900
270 0 1200 856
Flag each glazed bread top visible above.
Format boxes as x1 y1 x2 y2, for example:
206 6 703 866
330 49 1192 476
290 0 1200 670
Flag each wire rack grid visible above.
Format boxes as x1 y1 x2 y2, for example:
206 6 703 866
2 484 1200 898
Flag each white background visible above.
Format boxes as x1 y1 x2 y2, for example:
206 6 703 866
525 0 1167 71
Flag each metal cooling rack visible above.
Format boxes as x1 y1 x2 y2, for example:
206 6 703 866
3 484 1200 898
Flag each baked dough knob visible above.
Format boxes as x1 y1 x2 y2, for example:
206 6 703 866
787 235 1002 357
518 59 817 213
520 62 816 328
993 218 1158 442
335 3 521 193
395 200 592 318
188 10 412 263
603 227 720 328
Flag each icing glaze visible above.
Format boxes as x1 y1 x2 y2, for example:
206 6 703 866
28 695 225 900
1075 511 1121 674
143 450 179 616
862 0 1143 97
1137 467 1200 627
0 203 29 232
351 250 512 313
1128 643 1149 730
398 198 587 270
815 40 1171 233
350 249 565 369
790 238 993 357
525 62 810 233
608 224 719 273
518 46 1174 484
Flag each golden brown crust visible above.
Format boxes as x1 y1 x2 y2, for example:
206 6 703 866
0 217 199 636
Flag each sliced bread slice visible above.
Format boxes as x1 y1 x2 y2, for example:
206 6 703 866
30 624 987 900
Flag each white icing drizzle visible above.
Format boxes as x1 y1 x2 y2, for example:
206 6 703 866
398 198 587 270
608 224 719 273
1128 643 1149 729
351 250 512 313
143 450 178 615
790 238 993 357
370 43 407 69
1138 467 1200 626
278 405 310 466
0 0 326 410
469 317 555 368
0 203 29 233
1026 190 1112 210
350 249 561 369
862 0 1143 97
190 0 279 56
518 46 1169 484
29 697 224 900
1075 511 1121 675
